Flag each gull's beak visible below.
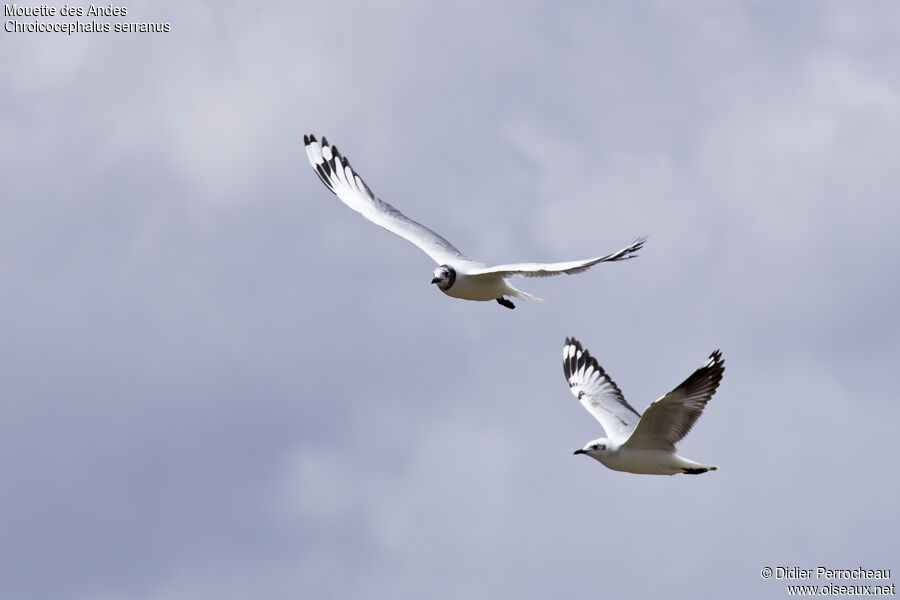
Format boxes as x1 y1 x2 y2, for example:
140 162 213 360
573 449 587 455
430 277 440 284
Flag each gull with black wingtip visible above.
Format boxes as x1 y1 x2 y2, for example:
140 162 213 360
304 134 645 309
563 337 725 475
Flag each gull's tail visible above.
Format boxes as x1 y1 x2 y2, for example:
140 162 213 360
506 285 544 303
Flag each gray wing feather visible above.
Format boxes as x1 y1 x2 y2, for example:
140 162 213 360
623 350 725 452
471 238 645 278
304 135 472 266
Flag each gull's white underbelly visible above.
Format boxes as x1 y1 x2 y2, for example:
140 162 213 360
596 448 709 475
442 275 509 301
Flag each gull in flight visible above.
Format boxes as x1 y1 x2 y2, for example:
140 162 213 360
563 337 725 475
304 134 645 309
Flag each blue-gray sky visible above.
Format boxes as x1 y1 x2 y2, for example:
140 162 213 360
2 2 898 598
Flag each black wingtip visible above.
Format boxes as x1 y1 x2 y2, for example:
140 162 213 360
687 349 726 400
329 144 344 166
622 236 647 258
563 337 585 381
706 349 725 375
711 349 725 378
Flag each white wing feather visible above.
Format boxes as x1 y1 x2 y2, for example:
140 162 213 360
304 135 475 267
471 238 645 279
563 338 641 444
623 350 725 452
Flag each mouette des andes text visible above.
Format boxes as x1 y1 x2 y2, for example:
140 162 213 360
5 4 127 16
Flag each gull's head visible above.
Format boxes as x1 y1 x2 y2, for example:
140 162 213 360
574 439 609 458
431 265 456 291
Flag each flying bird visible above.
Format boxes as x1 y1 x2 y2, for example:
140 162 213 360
563 337 725 475
304 134 645 309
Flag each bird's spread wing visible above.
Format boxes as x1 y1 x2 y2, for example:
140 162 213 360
563 338 641 444
304 135 473 266
623 350 725 452
469 238 645 279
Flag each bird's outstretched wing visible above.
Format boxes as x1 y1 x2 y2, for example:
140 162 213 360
470 238 645 279
304 135 473 266
623 350 725 452
563 338 641 444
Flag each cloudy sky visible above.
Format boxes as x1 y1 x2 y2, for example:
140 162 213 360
2 1 899 598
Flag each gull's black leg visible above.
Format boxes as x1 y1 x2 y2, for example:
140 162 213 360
496 297 515 310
